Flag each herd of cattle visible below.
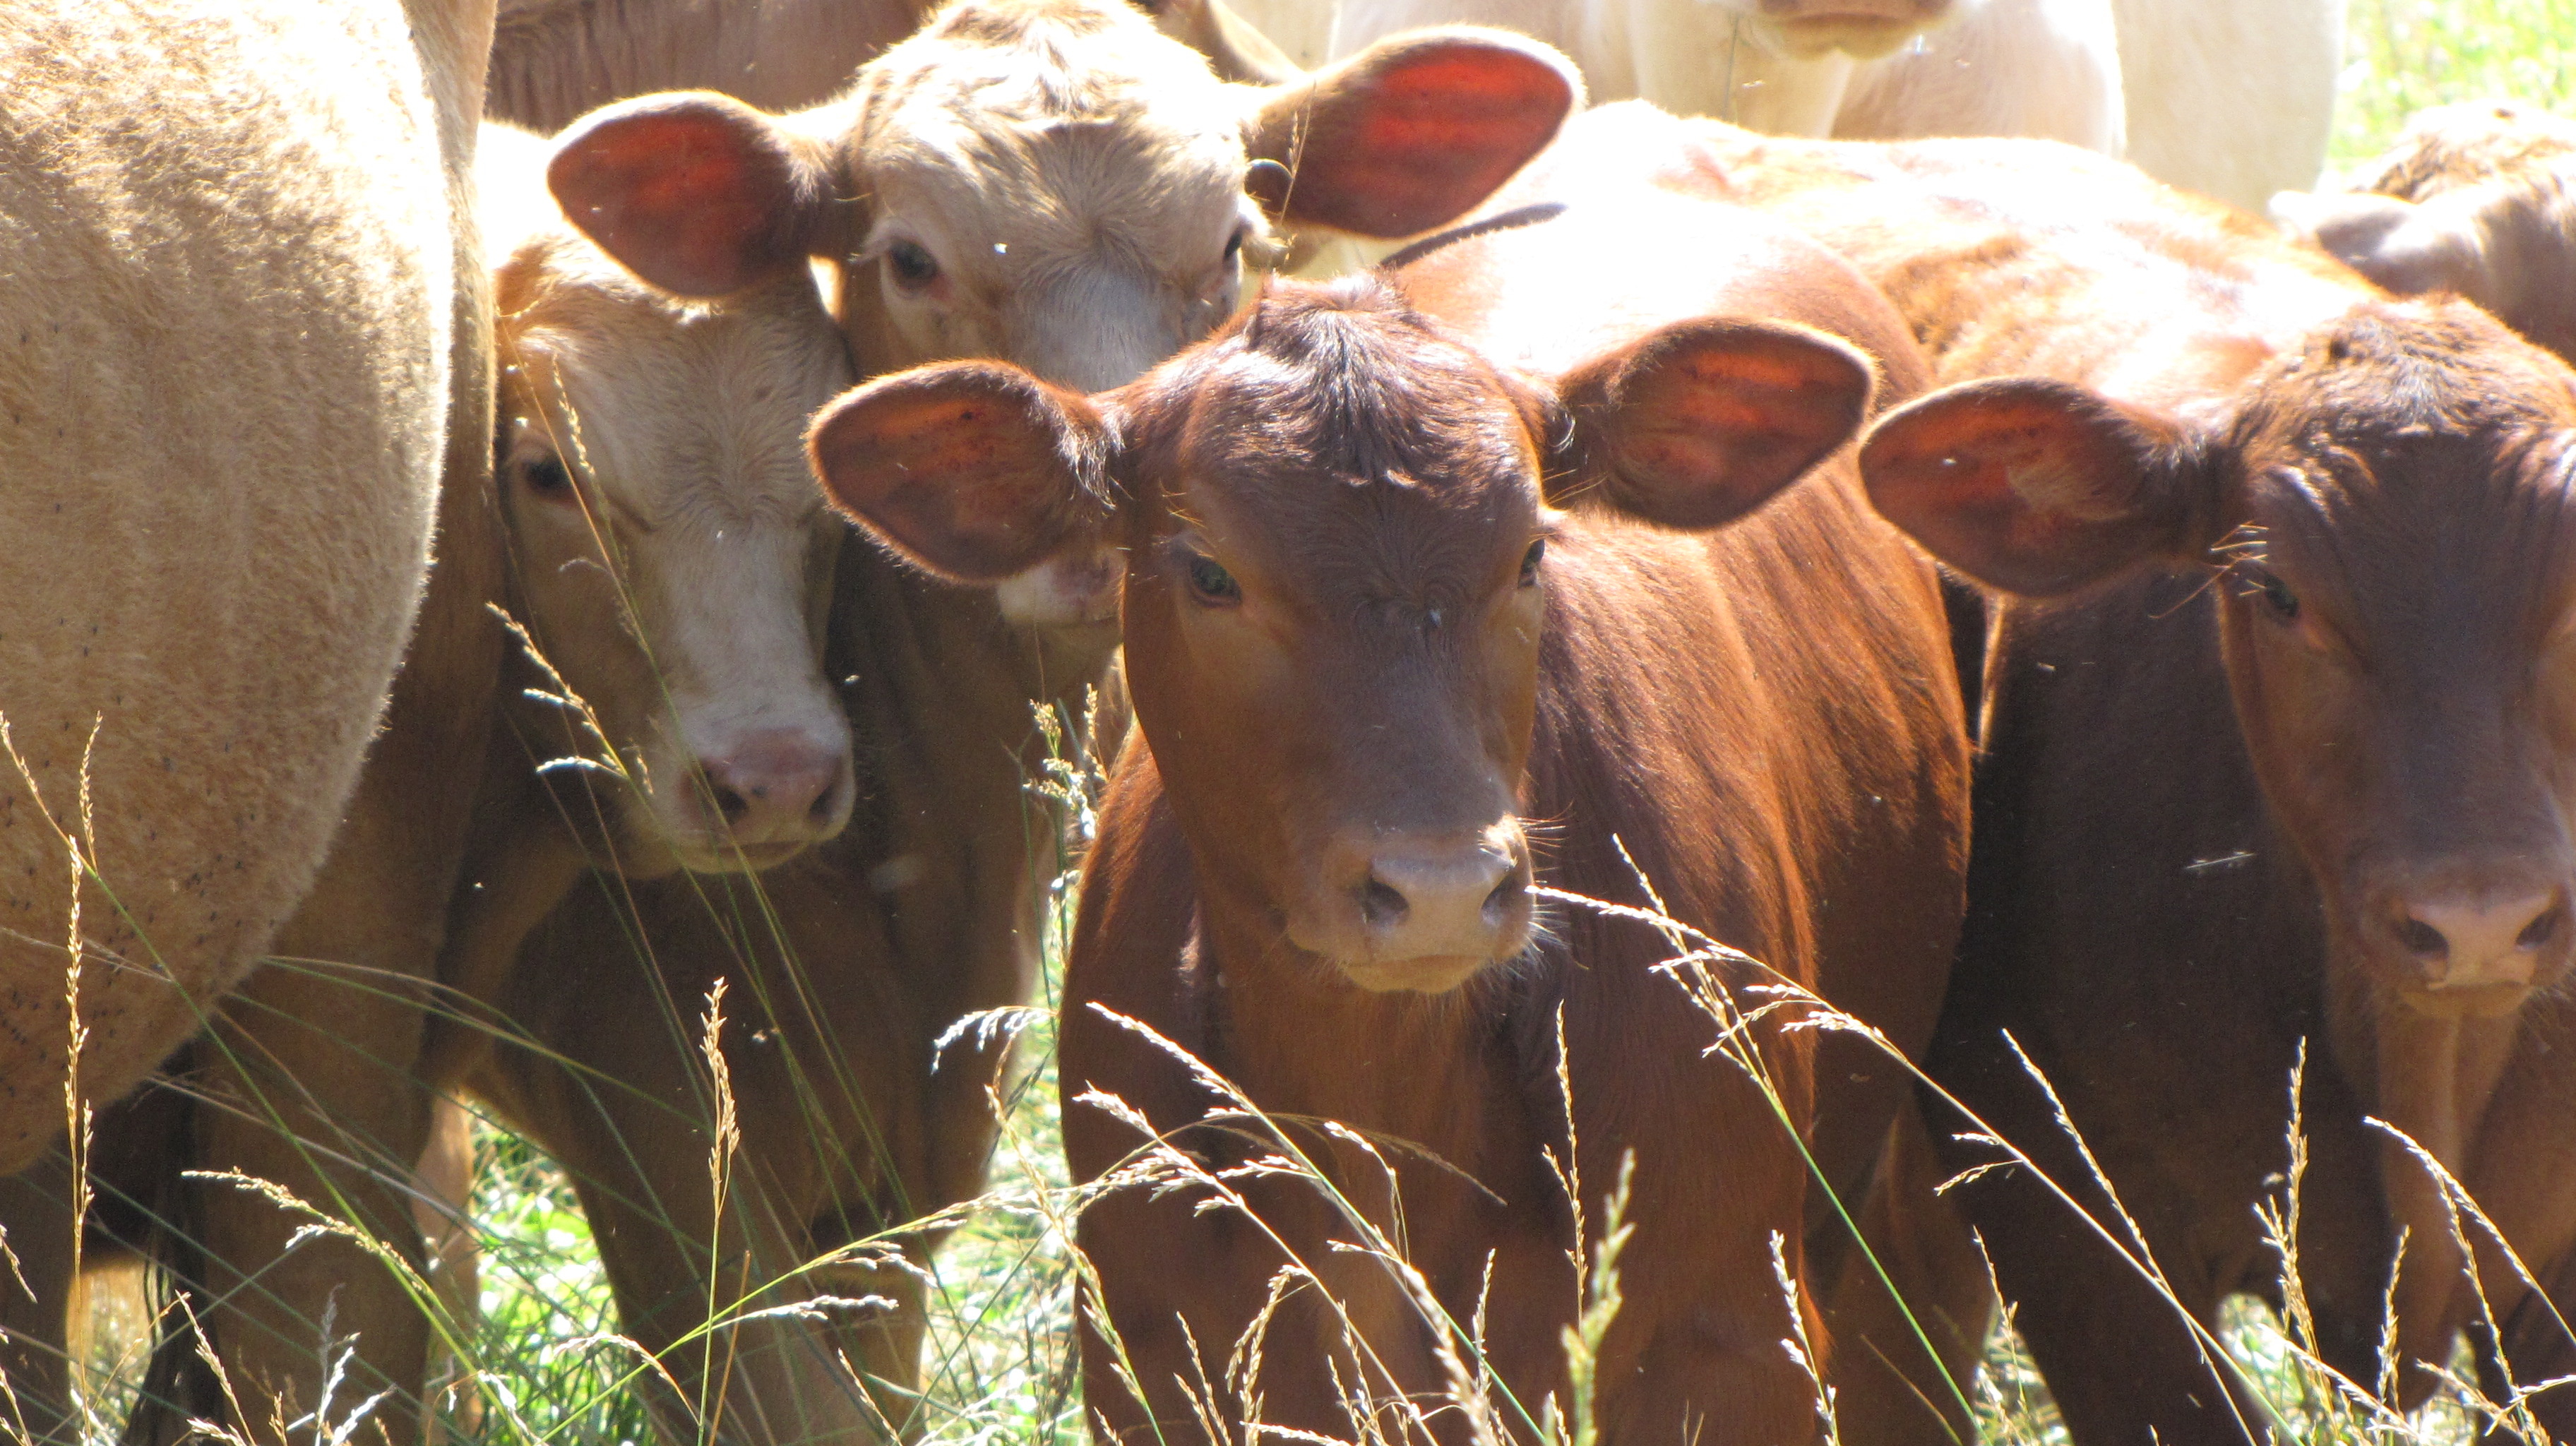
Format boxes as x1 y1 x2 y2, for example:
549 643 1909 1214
5 0 2576 1442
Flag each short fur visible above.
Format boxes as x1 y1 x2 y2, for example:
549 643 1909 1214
809 196 1967 1438
0 2 499 1442
1697 112 2576 1444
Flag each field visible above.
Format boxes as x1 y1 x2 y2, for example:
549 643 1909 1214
38 3 2576 1445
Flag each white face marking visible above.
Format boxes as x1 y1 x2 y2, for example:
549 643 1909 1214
497 237 859 873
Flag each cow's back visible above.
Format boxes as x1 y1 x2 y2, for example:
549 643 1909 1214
1397 143 1970 1197
0 0 452 1168
1683 120 2365 394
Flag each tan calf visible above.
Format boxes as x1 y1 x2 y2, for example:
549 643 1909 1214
482 121 859 878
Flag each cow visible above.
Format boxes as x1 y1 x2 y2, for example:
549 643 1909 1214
2275 100 2576 366
1308 0 2337 220
0 112 862 1444
0 1 501 1438
2095 0 2344 213
465 552 1114 1440
804 114 1972 1439
488 0 1297 132
1835 0 2125 157
1688 114 2576 1442
1327 0 2004 139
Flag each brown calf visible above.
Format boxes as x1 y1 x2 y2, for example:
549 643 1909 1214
807 194 1968 1439
1695 116 2576 1441
2277 100 2576 365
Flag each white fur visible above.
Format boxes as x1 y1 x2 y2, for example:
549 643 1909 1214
2110 0 2344 211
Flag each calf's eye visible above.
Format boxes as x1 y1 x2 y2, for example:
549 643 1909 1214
887 240 940 289
1519 537 1546 587
523 455 575 501
1185 553 1241 605
2252 570 2300 621
1223 229 1246 268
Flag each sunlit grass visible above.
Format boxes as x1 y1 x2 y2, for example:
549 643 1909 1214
2332 0 2576 169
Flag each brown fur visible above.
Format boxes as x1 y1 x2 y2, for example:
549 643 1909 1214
1693 114 2576 1442
1071 270 1964 1442
809 204 1966 1438
470 555 1110 1440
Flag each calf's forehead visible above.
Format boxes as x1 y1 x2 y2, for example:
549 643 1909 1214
505 269 850 520
852 16 1250 250
2231 305 2576 634
1131 312 1546 574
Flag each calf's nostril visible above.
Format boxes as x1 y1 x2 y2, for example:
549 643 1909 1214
1481 873 1525 926
710 782 751 825
1361 876 1409 929
2396 916 2449 961
2520 904 2564 951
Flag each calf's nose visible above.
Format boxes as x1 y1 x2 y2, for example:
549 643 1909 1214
2389 888 2565 991
1361 832 1531 964
696 729 852 848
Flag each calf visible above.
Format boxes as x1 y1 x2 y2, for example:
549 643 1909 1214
1696 118 2576 1441
809 200 1969 1439
2277 100 2576 364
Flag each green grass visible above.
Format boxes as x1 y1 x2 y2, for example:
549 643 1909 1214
2331 0 2576 169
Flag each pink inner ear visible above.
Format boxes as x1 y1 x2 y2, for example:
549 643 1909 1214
1280 44 1574 237
809 368 1103 585
1860 385 2181 597
549 104 806 298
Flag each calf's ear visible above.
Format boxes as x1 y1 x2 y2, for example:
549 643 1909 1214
549 92 839 299
807 363 1116 583
1244 28 1580 238
1859 376 2198 597
1560 318 1875 530
2273 189 2493 303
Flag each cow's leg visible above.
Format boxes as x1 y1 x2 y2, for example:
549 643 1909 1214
568 1162 906 1444
412 1094 481 1440
0 1141 84 1445
1820 1103 1994 1446
1071 1173 1367 1444
1938 1046 2276 1446
186 964 437 1446
1563 952 1829 1446
2449 1034 2576 1437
